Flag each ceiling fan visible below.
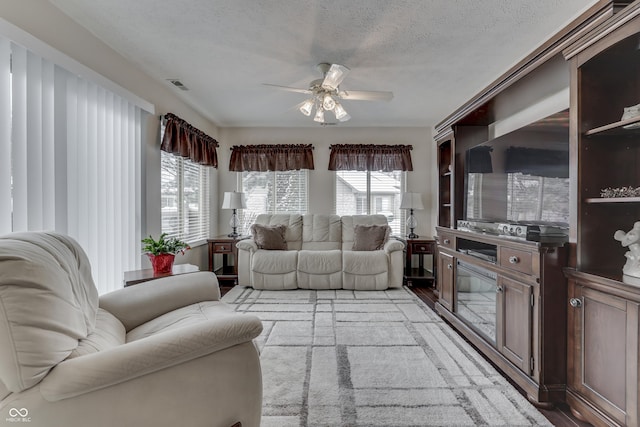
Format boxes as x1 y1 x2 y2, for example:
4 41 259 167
264 63 393 124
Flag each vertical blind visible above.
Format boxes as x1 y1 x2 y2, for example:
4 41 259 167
0 35 145 294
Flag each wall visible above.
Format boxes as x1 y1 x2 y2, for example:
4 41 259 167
0 1 439 275
0 0 219 270
216 126 435 238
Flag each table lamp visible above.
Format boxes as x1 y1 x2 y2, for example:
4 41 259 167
221 191 247 238
400 192 424 239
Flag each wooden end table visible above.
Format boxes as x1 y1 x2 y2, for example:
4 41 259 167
207 236 246 286
403 238 436 287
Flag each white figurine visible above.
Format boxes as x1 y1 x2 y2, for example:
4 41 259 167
614 221 640 280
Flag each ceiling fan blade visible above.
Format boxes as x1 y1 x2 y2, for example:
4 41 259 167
263 83 312 95
321 64 350 91
339 90 394 101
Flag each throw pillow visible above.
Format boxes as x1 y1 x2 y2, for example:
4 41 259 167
251 223 288 250
352 224 390 251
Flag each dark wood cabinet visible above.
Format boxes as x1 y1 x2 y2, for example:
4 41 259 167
565 270 640 426
497 275 532 375
562 3 640 425
435 228 568 406
436 132 454 228
437 251 454 311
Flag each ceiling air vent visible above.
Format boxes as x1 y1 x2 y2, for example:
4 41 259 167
167 79 189 91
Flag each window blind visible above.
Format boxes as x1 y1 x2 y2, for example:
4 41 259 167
161 151 210 244
0 35 146 294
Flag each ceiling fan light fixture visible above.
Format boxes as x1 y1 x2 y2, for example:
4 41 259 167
322 93 336 111
299 99 314 116
334 102 350 122
313 106 325 123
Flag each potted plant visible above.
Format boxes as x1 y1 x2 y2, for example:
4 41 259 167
141 233 190 275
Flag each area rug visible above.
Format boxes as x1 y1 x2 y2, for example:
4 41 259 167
221 286 552 427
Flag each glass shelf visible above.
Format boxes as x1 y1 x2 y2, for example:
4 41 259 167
585 116 640 136
584 197 640 203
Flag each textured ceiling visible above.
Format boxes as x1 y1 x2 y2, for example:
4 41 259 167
48 0 599 128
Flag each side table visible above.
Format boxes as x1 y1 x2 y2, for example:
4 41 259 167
207 236 245 286
123 264 199 287
403 238 436 287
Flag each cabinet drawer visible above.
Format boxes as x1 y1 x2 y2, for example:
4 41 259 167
499 247 533 275
439 233 454 250
212 242 233 253
411 242 434 254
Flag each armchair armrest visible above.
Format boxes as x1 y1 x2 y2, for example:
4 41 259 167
39 313 262 401
100 271 220 331
384 239 404 253
237 239 258 252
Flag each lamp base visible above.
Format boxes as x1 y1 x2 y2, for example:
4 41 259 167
407 230 419 239
227 229 239 238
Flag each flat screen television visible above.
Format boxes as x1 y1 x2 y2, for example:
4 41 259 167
463 109 570 228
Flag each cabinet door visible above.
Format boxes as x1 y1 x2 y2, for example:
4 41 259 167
497 275 532 375
438 252 454 311
569 284 639 426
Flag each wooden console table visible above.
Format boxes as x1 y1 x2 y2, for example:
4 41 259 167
123 263 199 287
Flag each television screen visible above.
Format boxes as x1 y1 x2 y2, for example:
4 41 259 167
463 109 570 227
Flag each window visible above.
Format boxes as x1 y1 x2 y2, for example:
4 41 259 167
161 151 210 244
239 170 308 232
335 171 405 235
0 34 150 294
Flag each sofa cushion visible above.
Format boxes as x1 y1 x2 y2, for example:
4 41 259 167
352 224 390 251
0 232 99 392
343 250 389 290
251 223 287 250
255 214 303 250
297 250 342 289
302 214 342 250
251 250 298 289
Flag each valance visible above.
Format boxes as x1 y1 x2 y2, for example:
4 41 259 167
328 144 413 171
229 144 315 172
160 113 219 167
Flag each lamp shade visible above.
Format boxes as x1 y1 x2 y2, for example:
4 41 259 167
400 192 424 210
221 191 247 209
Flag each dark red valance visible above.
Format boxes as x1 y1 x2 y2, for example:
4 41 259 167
328 144 413 171
229 144 315 172
161 113 219 167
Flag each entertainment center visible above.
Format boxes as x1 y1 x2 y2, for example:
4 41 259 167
433 1 640 424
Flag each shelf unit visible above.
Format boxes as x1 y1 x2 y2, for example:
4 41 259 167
436 131 453 228
562 2 640 425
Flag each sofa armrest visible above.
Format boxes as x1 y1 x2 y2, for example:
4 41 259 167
39 313 262 401
237 239 258 252
384 239 404 253
99 271 220 331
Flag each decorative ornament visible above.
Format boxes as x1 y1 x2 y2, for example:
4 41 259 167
600 186 640 198
614 221 640 285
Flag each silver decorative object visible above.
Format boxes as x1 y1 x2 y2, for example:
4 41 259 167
600 186 640 198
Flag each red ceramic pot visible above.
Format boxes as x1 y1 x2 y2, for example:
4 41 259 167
148 253 175 275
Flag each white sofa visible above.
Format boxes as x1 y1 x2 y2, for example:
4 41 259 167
237 214 405 290
0 231 263 427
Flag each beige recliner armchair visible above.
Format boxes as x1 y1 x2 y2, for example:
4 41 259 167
0 232 262 427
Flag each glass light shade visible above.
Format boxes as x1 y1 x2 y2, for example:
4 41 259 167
314 106 325 123
299 99 314 116
334 102 350 122
322 93 336 110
